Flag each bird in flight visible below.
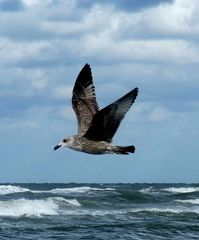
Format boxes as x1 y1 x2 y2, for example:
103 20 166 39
54 64 139 155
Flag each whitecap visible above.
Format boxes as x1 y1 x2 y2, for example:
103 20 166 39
138 208 183 214
65 206 199 217
0 185 115 196
162 187 199 194
0 198 58 217
176 199 199 205
0 197 81 217
139 187 154 194
60 209 125 217
49 186 114 194
64 198 81 207
0 185 30 195
51 197 81 207
130 207 199 215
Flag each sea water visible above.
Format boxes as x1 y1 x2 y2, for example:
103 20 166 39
0 183 198 239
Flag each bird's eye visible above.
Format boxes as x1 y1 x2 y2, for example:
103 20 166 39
63 139 67 143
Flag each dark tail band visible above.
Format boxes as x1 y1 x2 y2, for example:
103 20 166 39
115 145 135 155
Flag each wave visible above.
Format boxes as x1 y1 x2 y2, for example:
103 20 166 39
162 187 199 194
0 185 115 195
135 208 183 214
138 187 161 195
128 207 199 215
48 186 115 194
55 207 199 217
79 208 183 216
0 197 81 217
139 187 154 194
176 199 199 205
0 185 30 195
0 196 198 218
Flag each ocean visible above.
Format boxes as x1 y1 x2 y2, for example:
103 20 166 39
0 183 198 239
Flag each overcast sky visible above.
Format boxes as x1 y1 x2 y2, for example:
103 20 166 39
0 0 199 183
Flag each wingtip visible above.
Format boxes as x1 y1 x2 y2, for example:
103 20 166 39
134 87 139 96
82 63 92 74
84 63 90 69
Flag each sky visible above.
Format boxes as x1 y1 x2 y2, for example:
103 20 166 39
0 0 199 183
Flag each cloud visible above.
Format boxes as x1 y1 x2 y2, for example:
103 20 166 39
0 38 52 66
53 85 73 99
0 0 198 130
0 0 199 182
149 106 174 122
140 0 199 36
30 70 48 89
128 102 175 124
22 0 52 7
1 0 199 68
0 0 198 113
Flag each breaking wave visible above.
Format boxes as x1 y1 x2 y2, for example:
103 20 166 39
0 185 30 195
162 187 199 194
0 197 81 217
1 196 198 218
138 187 161 195
139 187 154 194
176 199 199 205
0 185 114 196
48 186 114 194
69 207 198 217
1 183 198 240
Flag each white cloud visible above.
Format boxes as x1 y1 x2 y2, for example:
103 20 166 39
58 106 75 122
39 1 199 64
53 85 73 99
1 0 199 67
0 0 199 112
149 106 174 122
0 67 49 99
42 4 115 35
140 0 199 36
0 0 199 183
28 69 48 90
131 102 175 123
22 0 52 7
79 35 199 63
0 38 52 65
0 118 40 130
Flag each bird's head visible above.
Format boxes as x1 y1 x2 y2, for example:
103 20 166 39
54 137 70 150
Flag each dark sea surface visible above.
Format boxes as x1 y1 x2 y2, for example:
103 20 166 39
0 183 199 240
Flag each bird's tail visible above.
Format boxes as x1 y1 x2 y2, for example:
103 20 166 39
114 145 135 155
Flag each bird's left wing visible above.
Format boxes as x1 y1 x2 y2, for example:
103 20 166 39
72 64 99 135
84 88 138 142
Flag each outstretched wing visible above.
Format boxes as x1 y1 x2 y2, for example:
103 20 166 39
84 88 138 142
72 64 99 135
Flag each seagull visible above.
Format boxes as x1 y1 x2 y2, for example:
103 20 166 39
54 64 139 155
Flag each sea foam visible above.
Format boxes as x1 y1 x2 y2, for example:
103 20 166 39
176 199 199 205
49 186 114 194
0 185 114 196
0 185 30 195
0 197 81 217
162 187 199 194
139 187 156 194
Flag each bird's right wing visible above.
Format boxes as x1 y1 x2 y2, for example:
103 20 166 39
84 88 139 142
72 64 99 135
